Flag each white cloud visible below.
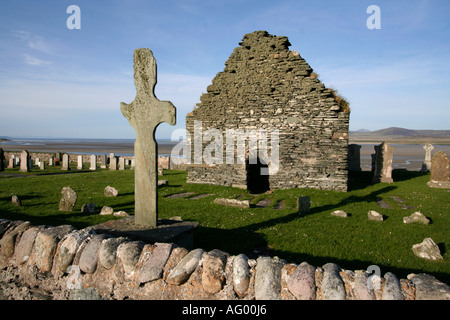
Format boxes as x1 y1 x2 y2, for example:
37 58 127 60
23 54 51 66
14 30 52 53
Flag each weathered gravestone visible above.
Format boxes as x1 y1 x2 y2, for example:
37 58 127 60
119 157 125 170
89 155 97 170
62 154 71 171
100 154 107 169
20 150 30 172
372 142 394 183
55 152 61 166
297 196 310 215
109 153 117 170
421 143 434 173
8 156 15 169
77 155 84 170
120 48 176 227
59 187 77 211
427 151 450 188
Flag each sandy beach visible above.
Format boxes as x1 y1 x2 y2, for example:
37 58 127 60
359 143 450 171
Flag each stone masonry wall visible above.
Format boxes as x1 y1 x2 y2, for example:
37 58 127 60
1 219 449 300
186 31 349 192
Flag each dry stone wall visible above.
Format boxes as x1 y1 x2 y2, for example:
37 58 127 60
186 31 349 192
1 218 449 300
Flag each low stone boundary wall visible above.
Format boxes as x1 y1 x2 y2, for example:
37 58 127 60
1 219 449 300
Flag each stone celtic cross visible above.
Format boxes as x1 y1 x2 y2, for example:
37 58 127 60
121 48 176 227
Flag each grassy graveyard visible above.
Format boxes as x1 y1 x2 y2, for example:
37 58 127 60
0 163 449 284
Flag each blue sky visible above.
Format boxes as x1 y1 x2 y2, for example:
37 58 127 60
0 0 449 139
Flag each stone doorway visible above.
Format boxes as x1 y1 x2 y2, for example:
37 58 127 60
246 158 270 193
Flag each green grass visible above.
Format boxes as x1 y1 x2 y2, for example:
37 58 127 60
1 164 449 284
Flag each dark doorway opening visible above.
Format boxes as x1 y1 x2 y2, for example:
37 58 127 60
247 158 270 193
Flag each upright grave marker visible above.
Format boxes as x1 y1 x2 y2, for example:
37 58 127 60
62 154 71 171
372 142 394 183
100 154 107 168
119 157 125 170
8 156 15 168
77 155 84 170
55 152 61 166
121 48 176 227
421 143 434 173
109 153 117 170
90 155 97 170
427 151 450 188
20 150 30 172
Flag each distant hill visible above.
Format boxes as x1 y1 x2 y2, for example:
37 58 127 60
350 127 450 144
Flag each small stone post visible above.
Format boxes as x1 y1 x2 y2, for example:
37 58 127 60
297 196 311 215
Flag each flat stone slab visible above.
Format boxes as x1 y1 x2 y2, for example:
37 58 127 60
390 196 414 209
91 216 198 249
376 198 391 209
214 198 250 209
273 200 285 210
165 192 196 199
255 199 273 208
189 194 211 200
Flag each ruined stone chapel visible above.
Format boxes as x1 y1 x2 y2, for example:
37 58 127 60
186 31 350 192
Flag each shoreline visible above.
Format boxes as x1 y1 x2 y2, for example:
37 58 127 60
0 140 180 156
2 140 450 171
